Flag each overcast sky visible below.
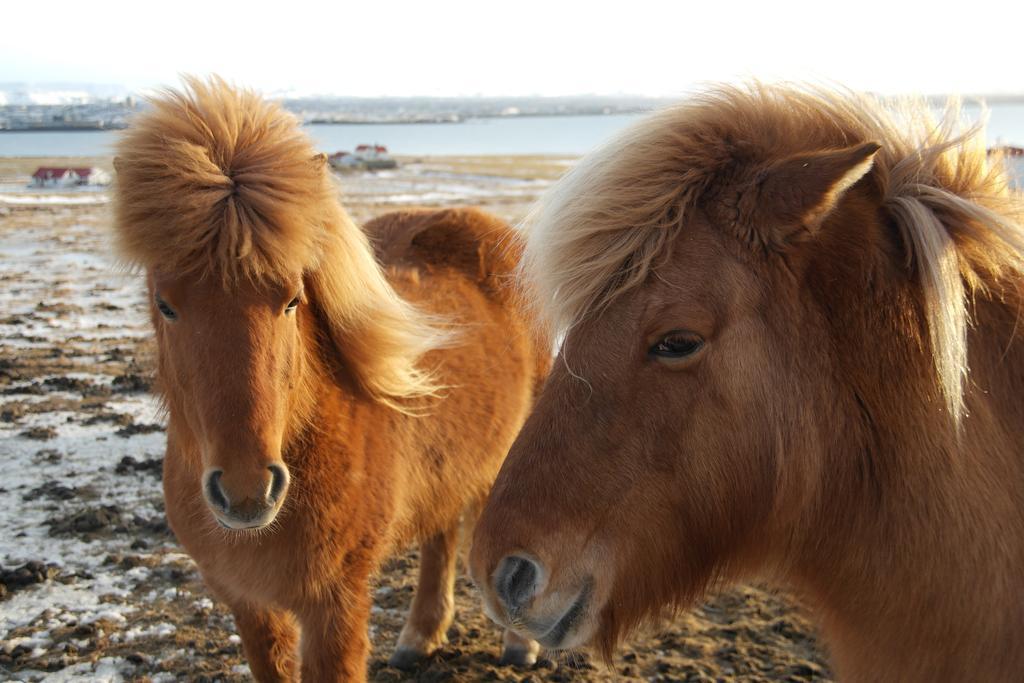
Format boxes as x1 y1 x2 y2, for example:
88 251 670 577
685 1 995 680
2 0 1020 97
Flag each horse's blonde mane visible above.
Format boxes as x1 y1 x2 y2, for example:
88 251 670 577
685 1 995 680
523 82 1024 421
113 76 448 407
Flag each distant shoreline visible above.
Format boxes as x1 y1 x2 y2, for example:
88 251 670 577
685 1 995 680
312 111 655 125
4 96 1021 132
306 119 462 126
0 111 655 132
0 127 124 133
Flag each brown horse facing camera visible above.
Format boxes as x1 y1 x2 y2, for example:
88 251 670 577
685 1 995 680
470 83 1024 681
112 78 549 681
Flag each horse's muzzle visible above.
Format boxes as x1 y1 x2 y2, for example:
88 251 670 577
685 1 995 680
484 553 597 650
202 463 289 530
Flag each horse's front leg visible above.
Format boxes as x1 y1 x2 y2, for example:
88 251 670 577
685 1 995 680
500 627 541 667
297 581 373 682
388 523 460 668
204 576 299 682
229 602 300 682
203 573 299 679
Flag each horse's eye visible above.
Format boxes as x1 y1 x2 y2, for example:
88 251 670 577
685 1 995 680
649 332 704 360
155 296 177 321
285 296 300 314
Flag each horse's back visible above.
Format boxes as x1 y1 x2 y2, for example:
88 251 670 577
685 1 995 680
365 207 523 305
366 206 550 402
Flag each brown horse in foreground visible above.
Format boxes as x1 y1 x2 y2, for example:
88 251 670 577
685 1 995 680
470 84 1024 681
112 78 548 681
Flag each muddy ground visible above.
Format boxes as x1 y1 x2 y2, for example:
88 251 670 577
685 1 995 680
0 157 832 681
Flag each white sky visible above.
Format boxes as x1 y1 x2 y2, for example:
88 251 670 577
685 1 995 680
2 0 1022 97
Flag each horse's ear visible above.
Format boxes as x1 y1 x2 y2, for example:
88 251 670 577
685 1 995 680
755 141 880 241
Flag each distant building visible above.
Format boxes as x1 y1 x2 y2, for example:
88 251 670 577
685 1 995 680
990 147 1023 190
329 145 398 171
31 166 111 188
327 151 358 169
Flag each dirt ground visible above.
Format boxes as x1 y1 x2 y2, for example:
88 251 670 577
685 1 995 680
0 157 833 682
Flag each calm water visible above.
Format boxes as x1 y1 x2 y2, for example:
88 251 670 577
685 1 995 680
1 104 1022 158
0 115 643 157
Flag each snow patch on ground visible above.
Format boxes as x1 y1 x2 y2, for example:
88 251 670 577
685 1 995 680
0 194 109 206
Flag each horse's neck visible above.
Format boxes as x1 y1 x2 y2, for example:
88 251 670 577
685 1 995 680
795 280 1024 679
292 319 423 535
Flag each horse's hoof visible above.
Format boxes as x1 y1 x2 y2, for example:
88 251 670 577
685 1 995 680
499 646 538 668
388 646 427 670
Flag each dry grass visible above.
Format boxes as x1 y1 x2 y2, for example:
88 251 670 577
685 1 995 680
397 155 575 181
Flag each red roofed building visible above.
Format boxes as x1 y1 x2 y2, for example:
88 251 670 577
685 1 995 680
31 166 111 188
329 144 397 171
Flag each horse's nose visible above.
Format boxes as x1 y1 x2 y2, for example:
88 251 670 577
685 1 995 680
494 555 543 617
266 463 288 502
202 463 289 528
204 469 230 512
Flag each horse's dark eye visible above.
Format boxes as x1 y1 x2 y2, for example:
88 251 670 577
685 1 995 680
285 296 300 314
649 332 704 360
155 297 177 321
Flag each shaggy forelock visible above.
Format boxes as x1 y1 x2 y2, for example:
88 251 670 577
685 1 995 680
113 75 330 282
521 82 1024 422
113 77 451 406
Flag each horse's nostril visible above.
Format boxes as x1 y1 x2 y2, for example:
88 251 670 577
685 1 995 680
267 464 288 503
205 470 229 512
495 555 539 616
